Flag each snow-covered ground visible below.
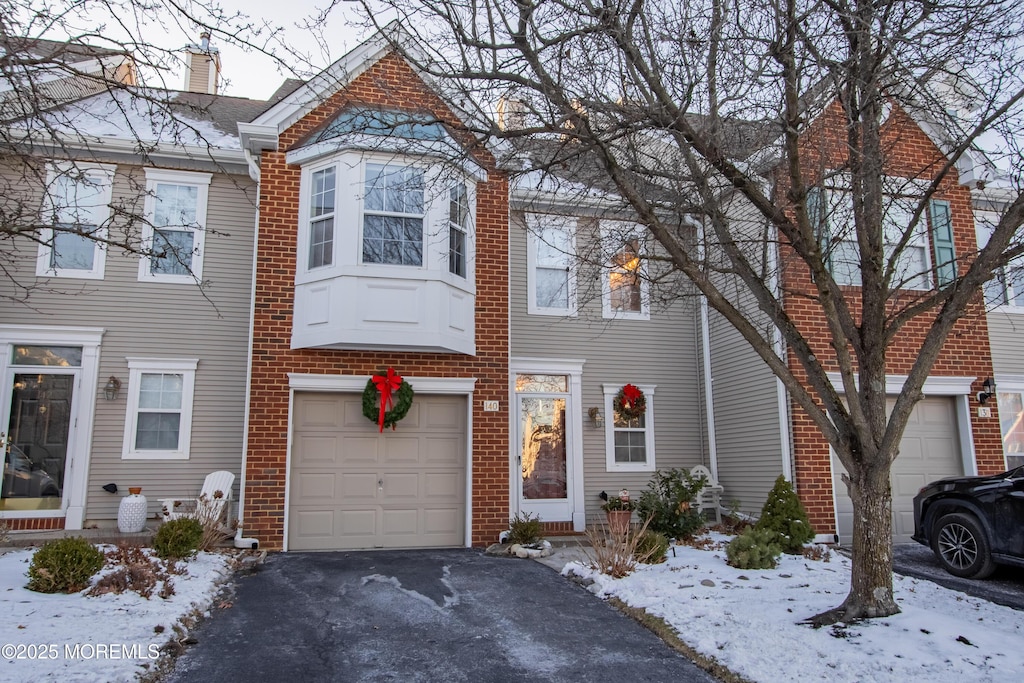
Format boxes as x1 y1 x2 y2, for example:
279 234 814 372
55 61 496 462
0 547 232 682
565 533 1024 682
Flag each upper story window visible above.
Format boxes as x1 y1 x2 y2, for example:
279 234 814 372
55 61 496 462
362 163 425 266
449 183 469 278
308 166 336 269
526 213 576 316
977 208 1024 310
810 178 955 291
139 169 211 283
601 221 650 320
36 162 115 280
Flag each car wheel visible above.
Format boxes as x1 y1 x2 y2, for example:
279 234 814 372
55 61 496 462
932 512 997 579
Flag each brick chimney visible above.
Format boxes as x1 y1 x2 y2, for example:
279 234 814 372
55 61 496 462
183 31 220 94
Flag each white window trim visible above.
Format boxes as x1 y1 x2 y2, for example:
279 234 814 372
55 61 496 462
526 213 577 317
36 162 115 280
603 382 656 472
359 161 426 268
820 177 934 291
121 357 198 460
600 220 650 320
994 375 1024 469
976 209 1024 313
138 168 211 284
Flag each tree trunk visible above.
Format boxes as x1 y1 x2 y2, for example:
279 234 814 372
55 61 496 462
816 462 899 624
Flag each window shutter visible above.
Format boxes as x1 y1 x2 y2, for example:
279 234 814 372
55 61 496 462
807 186 831 272
929 199 956 287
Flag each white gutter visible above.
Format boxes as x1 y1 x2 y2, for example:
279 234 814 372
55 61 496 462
233 179 262 550
699 294 719 478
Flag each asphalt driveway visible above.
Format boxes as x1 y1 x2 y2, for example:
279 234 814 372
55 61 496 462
893 543 1024 611
163 549 717 682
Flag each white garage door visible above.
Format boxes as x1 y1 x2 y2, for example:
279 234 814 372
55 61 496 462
833 397 962 544
288 392 467 551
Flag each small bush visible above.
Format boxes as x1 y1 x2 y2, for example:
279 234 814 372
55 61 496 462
635 468 707 540
153 518 203 559
726 527 782 570
584 517 652 578
634 530 670 565
27 537 104 593
507 511 544 545
755 475 814 554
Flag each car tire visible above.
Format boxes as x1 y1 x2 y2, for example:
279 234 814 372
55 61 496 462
932 512 997 579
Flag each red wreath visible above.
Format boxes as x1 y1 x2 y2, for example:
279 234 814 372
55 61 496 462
614 383 646 420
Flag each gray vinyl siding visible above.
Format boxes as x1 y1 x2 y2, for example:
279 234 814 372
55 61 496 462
509 210 708 525
708 305 785 515
0 161 256 524
706 198 787 516
987 312 1024 375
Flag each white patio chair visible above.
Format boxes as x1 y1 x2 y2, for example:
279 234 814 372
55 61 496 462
159 470 235 528
690 465 725 524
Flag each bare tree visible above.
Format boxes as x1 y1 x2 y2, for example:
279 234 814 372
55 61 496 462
0 0 315 301
352 0 1024 621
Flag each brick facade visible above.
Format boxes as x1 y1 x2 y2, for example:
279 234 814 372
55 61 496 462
780 103 1003 534
243 52 509 550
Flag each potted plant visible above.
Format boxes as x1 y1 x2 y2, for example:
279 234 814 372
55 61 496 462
601 489 634 536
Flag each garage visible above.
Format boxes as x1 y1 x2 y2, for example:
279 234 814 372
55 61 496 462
288 392 467 551
833 397 963 544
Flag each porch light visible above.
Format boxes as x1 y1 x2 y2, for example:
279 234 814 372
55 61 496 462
588 406 604 428
103 376 122 401
978 378 996 405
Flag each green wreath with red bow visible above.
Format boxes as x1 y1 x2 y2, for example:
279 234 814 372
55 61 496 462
362 368 415 431
614 383 646 420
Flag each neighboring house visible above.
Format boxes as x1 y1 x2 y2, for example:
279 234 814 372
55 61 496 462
0 39 263 531
708 100 1005 544
236 31 510 551
508 159 711 532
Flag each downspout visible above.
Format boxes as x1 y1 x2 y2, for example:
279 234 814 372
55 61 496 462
763 189 794 482
695 218 719 477
233 146 262 550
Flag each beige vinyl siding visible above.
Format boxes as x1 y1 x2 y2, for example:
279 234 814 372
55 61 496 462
987 313 1024 375
0 161 256 524
510 211 707 525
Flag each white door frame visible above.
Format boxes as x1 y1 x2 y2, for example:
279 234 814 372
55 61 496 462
0 325 104 529
509 358 586 531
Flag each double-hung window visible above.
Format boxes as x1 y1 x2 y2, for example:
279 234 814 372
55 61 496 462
601 221 649 319
996 382 1024 470
526 213 576 315
603 383 656 472
810 178 952 290
308 166 336 269
449 183 469 278
122 358 198 460
977 208 1024 309
362 163 424 266
36 163 115 279
140 169 211 282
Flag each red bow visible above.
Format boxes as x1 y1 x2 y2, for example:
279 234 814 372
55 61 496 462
621 384 642 410
372 368 403 432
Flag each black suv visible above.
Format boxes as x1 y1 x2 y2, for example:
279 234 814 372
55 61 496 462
912 466 1024 578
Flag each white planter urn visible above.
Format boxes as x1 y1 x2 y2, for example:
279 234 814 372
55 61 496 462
117 488 148 533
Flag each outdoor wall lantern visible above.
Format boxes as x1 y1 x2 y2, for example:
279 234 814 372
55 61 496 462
588 407 604 428
978 378 997 405
103 376 122 401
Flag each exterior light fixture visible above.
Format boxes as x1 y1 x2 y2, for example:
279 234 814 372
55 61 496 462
103 376 122 401
588 406 604 428
978 378 996 405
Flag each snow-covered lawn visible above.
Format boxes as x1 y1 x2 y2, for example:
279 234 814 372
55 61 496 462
565 533 1024 682
0 547 233 682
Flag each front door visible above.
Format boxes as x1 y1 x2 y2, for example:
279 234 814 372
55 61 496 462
516 374 573 521
2 346 80 512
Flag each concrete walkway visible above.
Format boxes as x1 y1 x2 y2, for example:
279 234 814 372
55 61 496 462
162 548 717 682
